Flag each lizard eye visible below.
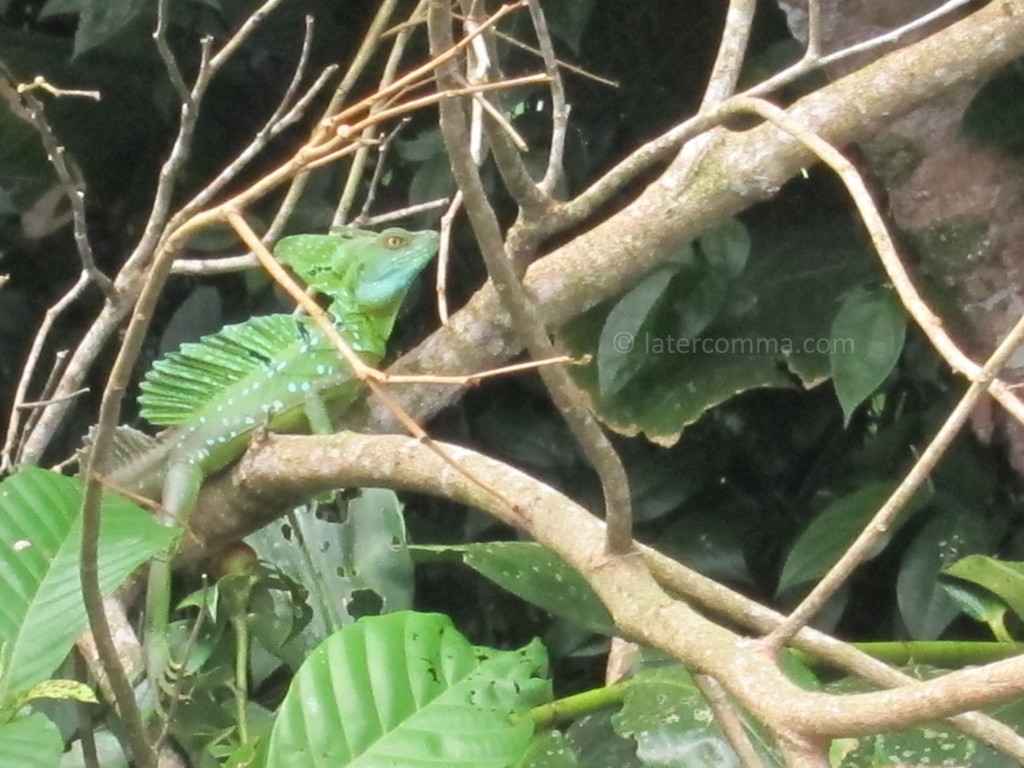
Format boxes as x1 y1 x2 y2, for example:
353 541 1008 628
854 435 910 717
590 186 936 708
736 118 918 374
384 234 407 249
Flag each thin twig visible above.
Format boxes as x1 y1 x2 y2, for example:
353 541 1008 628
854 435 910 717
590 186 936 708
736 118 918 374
693 674 766 768
430 2 633 553
334 1 420 227
0 64 111 297
459 1 553 215
482 19 618 86
437 191 464 324
805 0 822 59
154 0 189 101
17 388 89 409
525 0 569 195
1 272 89 470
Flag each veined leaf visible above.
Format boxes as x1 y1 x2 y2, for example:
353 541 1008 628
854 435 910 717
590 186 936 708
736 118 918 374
0 712 62 768
597 267 675 398
0 467 176 696
412 542 614 636
778 482 930 595
265 611 550 768
896 501 999 640
830 285 906 425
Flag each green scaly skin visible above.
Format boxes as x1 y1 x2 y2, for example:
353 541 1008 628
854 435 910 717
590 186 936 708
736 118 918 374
110 226 438 709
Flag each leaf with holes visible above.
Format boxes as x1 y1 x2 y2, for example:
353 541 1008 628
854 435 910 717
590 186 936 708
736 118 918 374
265 611 550 768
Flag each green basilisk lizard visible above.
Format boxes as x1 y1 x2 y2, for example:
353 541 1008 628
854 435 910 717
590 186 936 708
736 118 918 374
97 225 439 700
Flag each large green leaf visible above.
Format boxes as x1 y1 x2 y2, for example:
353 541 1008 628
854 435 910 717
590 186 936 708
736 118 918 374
830 285 906 425
0 712 62 768
265 612 550 768
0 467 176 696
412 542 614 636
245 490 414 666
778 482 930 595
565 217 874 444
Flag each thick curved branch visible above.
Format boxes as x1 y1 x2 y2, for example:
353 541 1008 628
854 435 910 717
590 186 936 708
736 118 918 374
197 431 1024 759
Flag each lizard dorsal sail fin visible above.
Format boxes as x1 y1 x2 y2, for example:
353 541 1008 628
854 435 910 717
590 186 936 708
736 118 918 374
138 314 309 427
81 424 161 475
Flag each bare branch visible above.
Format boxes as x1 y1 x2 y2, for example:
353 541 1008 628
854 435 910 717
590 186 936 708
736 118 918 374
430 2 634 553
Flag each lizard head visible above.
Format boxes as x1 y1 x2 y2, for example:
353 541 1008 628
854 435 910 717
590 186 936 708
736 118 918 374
347 227 439 310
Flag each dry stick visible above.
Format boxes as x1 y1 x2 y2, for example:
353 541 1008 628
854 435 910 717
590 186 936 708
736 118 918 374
436 191 463 325
2 67 111 297
769 0 971 94
805 0 822 59
720 97 1024 650
226 211 525 512
154 0 189 101
323 0 405 118
1 274 88 470
429 3 634 554
525 0 569 194
176 21 327 219
361 198 451 226
693 674 767 768
333 0 416 227
459 3 553 216
327 1 528 131
18 32 215 465
354 122 410 223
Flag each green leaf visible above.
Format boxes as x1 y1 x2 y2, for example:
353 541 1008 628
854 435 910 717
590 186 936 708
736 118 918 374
832 723 989 768
412 542 614 636
564 216 875 444
830 285 906 425
0 467 177 696
72 0 151 56
613 667 781 767
896 502 999 640
265 611 550 768
597 267 674 398
0 712 62 768
778 482 929 594
341 488 413 614
515 730 579 768
940 580 1011 642
19 678 97 705
245 490 414 666
944 555 1024 625
697 217 750 278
